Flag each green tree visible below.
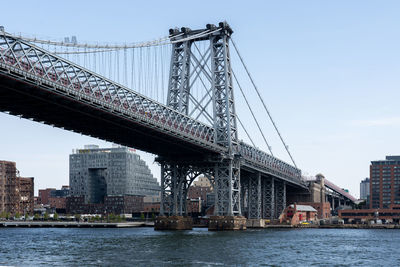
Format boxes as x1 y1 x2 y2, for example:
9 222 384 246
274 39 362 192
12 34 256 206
108 213 116 222
15 212 21 219
43 212 49 220
0 211 6 219
151 213 155 220
74 214 81 221
140 213 145 220
53 212 59 221
34 213 40 220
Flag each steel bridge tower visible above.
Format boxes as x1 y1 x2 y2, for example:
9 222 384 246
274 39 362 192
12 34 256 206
156 22 245 229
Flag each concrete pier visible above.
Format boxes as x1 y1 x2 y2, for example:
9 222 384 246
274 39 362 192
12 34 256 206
208 216 247 231
246 219 265 228
154 216 193 230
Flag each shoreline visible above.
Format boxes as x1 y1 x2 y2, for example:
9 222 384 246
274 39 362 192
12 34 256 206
0 221 155 228
1 221 399 229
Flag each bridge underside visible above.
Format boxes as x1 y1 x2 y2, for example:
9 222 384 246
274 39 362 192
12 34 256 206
0 73 218 159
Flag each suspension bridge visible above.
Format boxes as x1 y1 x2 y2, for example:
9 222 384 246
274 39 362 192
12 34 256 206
0 22 310 230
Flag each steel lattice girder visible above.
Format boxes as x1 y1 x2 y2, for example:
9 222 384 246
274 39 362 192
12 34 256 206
213 158 241 216
167 41 192 114
262 177 275 219
210 34 238 148
274 180 286 219
248 172 261 219
240 176 248 215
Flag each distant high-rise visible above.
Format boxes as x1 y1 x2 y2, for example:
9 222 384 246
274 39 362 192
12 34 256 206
360 178 370 201
370 156 400 209
69 145 159 204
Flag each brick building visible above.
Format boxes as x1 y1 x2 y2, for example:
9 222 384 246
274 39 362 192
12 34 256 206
0 161 19 214
48 197 67 213
296 201 331 219
280 204 318 225
188 186 212 202
67 195 144 215
38 188 56 205
370 156 400 209
0 161 34 215
339 156 400 223
18 177 34 215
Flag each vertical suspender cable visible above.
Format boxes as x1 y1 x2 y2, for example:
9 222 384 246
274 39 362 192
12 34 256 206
237 115 256 147
231 38 297 168
232 69 273 156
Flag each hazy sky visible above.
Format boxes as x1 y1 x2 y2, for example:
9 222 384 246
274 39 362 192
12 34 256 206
1 1 400 197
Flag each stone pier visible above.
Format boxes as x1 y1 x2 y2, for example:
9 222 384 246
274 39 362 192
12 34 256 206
154 216 193 230
246 218 265 228
208 216 247 231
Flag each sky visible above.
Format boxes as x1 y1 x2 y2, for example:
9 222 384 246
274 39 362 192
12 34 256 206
1 0 400 197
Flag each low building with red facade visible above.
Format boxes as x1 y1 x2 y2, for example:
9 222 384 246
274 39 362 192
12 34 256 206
298 202 331 219
280 204 318 225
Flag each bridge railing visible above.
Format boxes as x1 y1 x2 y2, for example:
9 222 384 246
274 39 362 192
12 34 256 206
238 142 303 184
0 32 219 150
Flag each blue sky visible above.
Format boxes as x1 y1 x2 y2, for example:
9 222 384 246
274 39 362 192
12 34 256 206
1 0 400 197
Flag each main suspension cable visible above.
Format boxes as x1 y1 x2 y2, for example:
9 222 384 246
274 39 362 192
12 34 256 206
231 37 297 168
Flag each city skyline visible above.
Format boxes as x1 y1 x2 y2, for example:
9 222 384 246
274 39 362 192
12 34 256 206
1 1 400 198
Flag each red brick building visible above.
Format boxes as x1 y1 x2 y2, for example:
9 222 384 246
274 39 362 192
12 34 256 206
18 177 34 215
0 161 34 215
339 156 400 223
48 197 67 213
339 209 400 223
0 161 19 214
188 186 212 201
280 204 318 225
298 202 331 219
187 198 202 214
38 188 56 205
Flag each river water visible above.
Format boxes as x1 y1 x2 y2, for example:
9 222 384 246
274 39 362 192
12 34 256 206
0 227 399 266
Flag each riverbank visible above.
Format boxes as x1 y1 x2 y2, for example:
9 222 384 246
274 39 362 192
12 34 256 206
0 221 154 228
263 224 400 229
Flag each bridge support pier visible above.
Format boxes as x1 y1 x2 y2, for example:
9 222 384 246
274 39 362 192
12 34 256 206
154 216 193 230
209 158 247 231
155 161 203 230
209 216 247 231
262 177 275 221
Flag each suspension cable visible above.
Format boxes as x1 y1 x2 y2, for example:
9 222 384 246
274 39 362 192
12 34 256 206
231 37 297 168
232 69 273 156
18 35 170 49
236 115 256 147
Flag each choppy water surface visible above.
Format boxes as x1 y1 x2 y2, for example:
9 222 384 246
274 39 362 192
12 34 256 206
0 227 399 266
